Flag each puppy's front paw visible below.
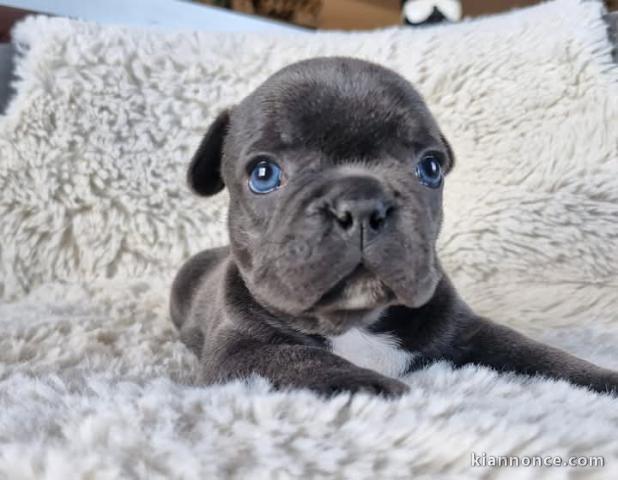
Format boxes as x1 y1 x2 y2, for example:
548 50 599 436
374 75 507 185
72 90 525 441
578 369 618 396
595 371 618 395
307 368 410 398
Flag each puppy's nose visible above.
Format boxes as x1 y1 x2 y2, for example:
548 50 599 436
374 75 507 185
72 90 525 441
325 176 394 246
331 199 390 233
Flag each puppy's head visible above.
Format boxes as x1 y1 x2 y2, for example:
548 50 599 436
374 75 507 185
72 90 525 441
189 57 454 335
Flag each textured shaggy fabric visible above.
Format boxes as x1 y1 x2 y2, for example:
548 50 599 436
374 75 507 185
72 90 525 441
0 0 617 477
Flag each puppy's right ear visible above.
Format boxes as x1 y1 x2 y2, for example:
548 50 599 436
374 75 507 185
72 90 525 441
187 109 231 196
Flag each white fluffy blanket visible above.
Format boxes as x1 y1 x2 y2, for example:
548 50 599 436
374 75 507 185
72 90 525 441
1 0 617 477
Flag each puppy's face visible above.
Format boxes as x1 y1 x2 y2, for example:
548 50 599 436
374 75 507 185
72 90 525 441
189 58 454 335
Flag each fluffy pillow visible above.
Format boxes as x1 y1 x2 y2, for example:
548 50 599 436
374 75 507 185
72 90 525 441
0 0 616 333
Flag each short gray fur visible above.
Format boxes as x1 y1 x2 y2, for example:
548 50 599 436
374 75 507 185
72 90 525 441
0 44 16 115
606 12 618 62
170 57 618 397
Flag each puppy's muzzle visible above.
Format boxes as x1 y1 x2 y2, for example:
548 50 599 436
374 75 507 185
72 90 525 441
322 176 395 248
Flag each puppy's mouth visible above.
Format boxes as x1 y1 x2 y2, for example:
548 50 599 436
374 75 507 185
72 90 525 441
313 263 395 315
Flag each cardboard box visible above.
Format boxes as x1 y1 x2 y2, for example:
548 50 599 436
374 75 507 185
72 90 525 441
201 1 615 31
318 0 401 30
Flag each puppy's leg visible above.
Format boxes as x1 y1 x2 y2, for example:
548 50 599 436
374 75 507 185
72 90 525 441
202 334 410 397
451 315 618 394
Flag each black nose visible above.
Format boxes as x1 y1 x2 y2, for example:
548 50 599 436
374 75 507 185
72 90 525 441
331 199 390 232
325 177 394 246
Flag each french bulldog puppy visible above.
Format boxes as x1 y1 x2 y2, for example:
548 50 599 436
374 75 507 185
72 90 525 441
170 57 618 397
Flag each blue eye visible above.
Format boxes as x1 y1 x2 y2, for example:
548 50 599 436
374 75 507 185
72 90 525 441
248 160 282 194
415 155 443 189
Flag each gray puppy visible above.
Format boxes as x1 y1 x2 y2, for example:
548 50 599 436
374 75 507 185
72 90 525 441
170 57 618 397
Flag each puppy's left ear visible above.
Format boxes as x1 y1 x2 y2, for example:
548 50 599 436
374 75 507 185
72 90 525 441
187 109 231 196
440 133 456 174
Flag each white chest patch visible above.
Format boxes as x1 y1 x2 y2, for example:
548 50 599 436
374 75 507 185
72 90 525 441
328 328 416 378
